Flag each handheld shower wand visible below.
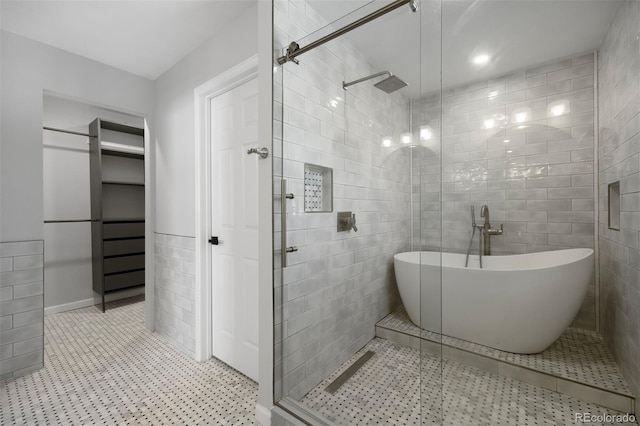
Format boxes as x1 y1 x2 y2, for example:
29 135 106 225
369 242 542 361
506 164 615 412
465 206 477 267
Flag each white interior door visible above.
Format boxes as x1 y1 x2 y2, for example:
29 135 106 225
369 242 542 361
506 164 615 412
210 78 259 381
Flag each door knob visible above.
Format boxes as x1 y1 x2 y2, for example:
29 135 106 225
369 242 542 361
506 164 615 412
209 236 220 245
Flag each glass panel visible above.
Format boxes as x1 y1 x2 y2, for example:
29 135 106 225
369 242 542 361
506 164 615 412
273 0 443 424
416 2 443 423
437 0 618 424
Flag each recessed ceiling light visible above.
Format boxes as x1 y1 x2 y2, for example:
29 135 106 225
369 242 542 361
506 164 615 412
420 126 432 140
550 104 567 116
484 118 496 129
382 137 392 147
503 139 510 143
401 133 412 144
472 54 490 66
514 112 529 123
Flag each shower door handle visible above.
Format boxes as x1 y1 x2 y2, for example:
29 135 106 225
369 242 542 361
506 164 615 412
247 147 269 159
281 179 295 267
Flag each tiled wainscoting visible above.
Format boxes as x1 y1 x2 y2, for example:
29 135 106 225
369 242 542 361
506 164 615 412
154 233 196 358
376 307 635 413
0 241 44 379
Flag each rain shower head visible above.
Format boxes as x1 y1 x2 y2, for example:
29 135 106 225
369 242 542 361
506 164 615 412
343 71 408 93
374 75 408 93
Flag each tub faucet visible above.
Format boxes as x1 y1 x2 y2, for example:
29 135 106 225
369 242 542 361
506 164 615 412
479 205 503 255
480 204 489 227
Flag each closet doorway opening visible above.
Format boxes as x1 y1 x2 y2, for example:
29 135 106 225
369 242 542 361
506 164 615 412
42 93 151 322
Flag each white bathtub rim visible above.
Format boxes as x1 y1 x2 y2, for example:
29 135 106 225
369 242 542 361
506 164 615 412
394 248 594 272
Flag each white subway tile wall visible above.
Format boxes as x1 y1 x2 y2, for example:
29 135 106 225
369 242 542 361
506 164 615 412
275 0 412 399
412 53 597 330
154 233 196 357
0 241 44 379
598 0 640 418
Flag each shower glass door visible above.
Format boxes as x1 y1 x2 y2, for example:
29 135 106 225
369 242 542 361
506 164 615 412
273 0 443 424
436 0 603 424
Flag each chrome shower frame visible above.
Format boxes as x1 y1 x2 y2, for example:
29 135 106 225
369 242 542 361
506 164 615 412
276 0 418 65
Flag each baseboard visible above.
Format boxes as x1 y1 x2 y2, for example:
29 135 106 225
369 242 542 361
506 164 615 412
44 287 145 316
45 298 95 316
255 404 272 425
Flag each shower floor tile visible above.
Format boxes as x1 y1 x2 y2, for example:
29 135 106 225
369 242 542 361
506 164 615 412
1 296 258 425
377 305 632 395
301 338 637 426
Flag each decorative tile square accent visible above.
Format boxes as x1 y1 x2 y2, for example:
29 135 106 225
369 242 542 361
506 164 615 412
304 164 332 212
1 296 258 425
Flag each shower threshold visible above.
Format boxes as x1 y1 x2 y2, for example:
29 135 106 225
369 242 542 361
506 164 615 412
376 305 635 413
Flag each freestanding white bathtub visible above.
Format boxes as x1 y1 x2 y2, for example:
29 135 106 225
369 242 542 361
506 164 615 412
393 249 594 354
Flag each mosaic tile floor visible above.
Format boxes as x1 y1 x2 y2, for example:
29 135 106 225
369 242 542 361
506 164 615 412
1 296 258 425
377 305 632 395
302 338 637 426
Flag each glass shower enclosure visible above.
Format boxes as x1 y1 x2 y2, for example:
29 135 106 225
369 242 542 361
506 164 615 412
272 0 610 424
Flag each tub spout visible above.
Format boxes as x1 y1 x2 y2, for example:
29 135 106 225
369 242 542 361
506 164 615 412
480 204 489 226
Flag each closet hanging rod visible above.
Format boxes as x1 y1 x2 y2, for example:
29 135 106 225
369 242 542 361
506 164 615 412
44 219 98 224
43 126 94 138
276 0 417 65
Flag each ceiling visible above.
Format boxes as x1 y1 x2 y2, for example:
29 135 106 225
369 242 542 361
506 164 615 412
0 0 620 92
306 0 620 97
0 0 256 80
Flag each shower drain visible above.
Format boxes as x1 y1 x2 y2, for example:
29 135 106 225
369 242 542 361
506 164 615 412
325 351 376 394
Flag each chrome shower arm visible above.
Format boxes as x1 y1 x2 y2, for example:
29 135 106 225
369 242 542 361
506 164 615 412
343 71 392 90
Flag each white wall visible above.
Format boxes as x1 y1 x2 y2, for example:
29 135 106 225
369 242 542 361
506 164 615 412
151 4 259 363
0 30 155 242
154 5 258 237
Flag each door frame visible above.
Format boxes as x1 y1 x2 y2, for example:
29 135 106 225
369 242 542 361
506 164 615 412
194 55 258 362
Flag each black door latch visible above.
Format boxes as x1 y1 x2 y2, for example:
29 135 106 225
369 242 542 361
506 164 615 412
209 236 219 245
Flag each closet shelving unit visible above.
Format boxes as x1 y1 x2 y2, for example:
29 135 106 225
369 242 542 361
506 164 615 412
89 119 145 312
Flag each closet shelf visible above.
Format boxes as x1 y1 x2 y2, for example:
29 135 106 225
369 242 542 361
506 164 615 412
90 118 146 312
103 236 144 242
104 252 145 260
102 219 145 224
102 180 145 187
104 267 145 277
101 141 144 156
104 283 144 294
101 149 144 160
